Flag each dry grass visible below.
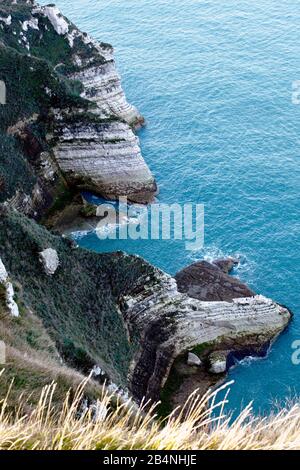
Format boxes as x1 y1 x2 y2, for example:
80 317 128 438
0 371 300 450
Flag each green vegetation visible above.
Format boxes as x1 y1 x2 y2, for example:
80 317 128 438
157 358 184 419
0 208 155 391
191 342 215 358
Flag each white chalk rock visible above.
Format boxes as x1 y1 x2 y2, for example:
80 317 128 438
0 258 19 317
187 352 202 367
90 401 108 422
0 258 8 282
39 248 59 276
43 6 69 35
209 352 227 374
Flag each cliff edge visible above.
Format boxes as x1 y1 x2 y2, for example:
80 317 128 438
0 0 157 215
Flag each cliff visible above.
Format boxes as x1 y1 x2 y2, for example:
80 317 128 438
0 207 291 410
0 0 157 215
0 1 292 415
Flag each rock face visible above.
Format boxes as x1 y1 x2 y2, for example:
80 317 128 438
121 270 290 402
39 248 59 276
0 257 19 317
50 113 157 203
70 61 144 129
0 1 157 213
175 260 255 302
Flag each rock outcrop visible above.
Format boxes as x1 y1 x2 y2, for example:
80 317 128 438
0 0 157 214
121 270 290 402
50 112 157 203
175 259 255 302
69 57 145 129
0 257 19 317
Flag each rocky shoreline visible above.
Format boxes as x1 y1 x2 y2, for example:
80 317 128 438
0 0 292 414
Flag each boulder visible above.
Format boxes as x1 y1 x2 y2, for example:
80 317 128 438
39 248 59 275
209 351 228 374
187 352 202 367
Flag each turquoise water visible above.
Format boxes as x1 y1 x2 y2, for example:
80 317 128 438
45 0 300 415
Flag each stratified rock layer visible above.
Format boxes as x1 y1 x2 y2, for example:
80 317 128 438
121 271 290 402
51 113 157 202
0 1 157 210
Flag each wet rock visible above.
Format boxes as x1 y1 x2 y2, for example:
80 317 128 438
213 257 239 274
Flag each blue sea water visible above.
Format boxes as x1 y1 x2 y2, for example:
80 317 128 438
43 0 300 416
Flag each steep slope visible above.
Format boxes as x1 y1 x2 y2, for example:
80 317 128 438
0 0 157 215
0 207 291 409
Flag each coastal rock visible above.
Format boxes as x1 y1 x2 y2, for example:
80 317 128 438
187 352 202 367
0 258 19 317
70 62 145 129
208 351 228 374
50 113 157 203
121 270 291 402
175 260 255 302
39 248 59 276
213 257 239 274
0 1 156 215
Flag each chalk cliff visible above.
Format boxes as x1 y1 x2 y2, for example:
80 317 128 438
0 0 157 212
0 1 292 414
49 111 156 202
120 268 290 402
0 208 291 409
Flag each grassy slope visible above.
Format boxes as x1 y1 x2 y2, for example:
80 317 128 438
0 208 157 390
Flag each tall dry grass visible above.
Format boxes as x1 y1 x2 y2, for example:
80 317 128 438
0 370 300 450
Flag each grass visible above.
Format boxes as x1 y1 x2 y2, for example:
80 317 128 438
0 208 154 389
0 373 300 450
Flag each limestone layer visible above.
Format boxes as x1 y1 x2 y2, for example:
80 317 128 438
120 270 291 402
51 114 157 203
